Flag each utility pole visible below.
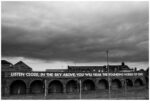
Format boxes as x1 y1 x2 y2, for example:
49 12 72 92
44 79 47 99
106 50 111 99
79 80 82 99
121 56 126 97
124 78 126 97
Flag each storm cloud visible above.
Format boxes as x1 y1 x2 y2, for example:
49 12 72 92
2 2 149 63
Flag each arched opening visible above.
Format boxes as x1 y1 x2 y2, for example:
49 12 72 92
134 78 144 87
66 80 79 93
98 79 108 89
48 80 63 93
145 77 148 84
111 79 122 89
82 79 95 91
126 79 133 87
10 80 26 95
145 77 149 88
30 80 44 94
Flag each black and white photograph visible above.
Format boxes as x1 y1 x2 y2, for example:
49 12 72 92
1 1 149 100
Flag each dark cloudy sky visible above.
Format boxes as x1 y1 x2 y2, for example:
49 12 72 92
2 1 149 71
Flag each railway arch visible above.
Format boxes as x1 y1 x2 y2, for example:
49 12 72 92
30 80 44 94
111 79 122 89
82 79 95 91
134 78 144 87
10 80 26 95
98 79 108 89
66 80 79 93
48 80 63 93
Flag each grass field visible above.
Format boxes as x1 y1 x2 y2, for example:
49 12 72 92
2 87 149 100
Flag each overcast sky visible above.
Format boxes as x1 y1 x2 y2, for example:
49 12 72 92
2 1 149 71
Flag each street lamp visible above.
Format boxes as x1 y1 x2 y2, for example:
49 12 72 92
106 50 111 99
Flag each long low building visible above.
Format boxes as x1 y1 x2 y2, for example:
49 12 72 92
1 60 148 98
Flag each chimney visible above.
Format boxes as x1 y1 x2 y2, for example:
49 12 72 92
121 62 125 66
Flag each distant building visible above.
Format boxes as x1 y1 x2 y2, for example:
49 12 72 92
2 60 14 71
1 60 32 72
46 69 67 72
68 62 133 73
13 61 32 72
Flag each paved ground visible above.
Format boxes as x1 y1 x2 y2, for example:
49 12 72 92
2 87 149 100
